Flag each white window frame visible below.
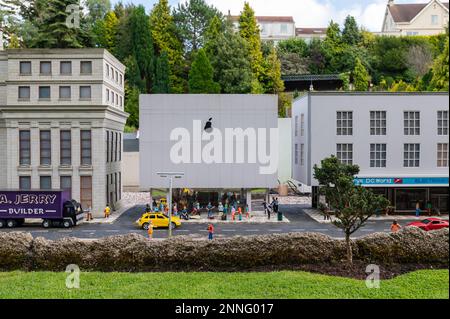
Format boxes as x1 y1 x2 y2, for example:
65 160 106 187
337 143 353 165
336 111 353 136
404 143 420 167
438 110 448 135
370 111 386 135
370 143 387 168
437 143 448 167
404 111 420 135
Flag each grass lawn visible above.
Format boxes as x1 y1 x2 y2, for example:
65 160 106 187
0 269 447 299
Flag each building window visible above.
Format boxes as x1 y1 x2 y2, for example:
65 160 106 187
119 172 122 200
106 63 109 76
437 143 448 167
110 66 114 79
119 74 123 85
115 132 119 161
106 131 110 162
19 176 31 190
300 114 305 136
294 115 298 136
80 176 92 208
40 130 51 165
119 133 122 161
404 143 420 167
19 130 31 165
111 91 115 104
59 86 71 99
40 176 52 190
294 143 298 165
370 143 387 168
438 110 448 135
80 61 92 74
336 111 353 135
80 86 91 99
60 176 72 198
106 88 110 102
60 61 72 75
115 70 118 82
40 61 52 75
370 111 386 135
280 24 288 34
39 86 51 100
300 143 305 166
18 86 30 100
115 93 118 105
60 130 72 165
404 111 420 135
431 15 438 25
80 130 92 165
119 96 123 107
337 144 353 165
111 131 114 161
20 61 31 75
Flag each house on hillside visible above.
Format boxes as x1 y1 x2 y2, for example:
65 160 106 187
229 15 296 42
381 0 449 35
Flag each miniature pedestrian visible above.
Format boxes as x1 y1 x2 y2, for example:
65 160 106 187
415 201 421 217
391 220 401 233
152 199 157 210
208 223 214 240
231 205 236 221
262 200 268 216
145 204 151 213
148 223 154 239
173 203 178 216
85 205 93 221
245 204 250 219
207 202 214 219
238 206 243 221
426 201 432 216
104 204 111 218
223 202 228 220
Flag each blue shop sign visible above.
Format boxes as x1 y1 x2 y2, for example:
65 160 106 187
354 177 449 186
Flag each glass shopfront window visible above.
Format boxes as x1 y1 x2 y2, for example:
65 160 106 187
430 188 449 213
395 188 427 211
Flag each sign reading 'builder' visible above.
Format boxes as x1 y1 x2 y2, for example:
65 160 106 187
139 95 279 189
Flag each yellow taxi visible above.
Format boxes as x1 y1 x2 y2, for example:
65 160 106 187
136 212 182 230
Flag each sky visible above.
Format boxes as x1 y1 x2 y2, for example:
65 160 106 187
110 0 430 31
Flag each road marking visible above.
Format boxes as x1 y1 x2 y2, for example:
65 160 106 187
105 230 119 232
245 229 260 232
268 229 283 232
81 230 96 232
31 230 49 233
291 229 306 232
313 229 329 232
222 229 236 232
57 230 72 233
176 230 189 232
360 229 375 232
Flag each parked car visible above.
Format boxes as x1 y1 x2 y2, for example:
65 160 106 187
136 212 181 230
406 218 449 231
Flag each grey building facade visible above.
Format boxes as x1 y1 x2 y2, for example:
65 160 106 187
292 92 449 213
0 48 128 216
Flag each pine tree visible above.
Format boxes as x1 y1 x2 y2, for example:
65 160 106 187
94 10 119 54
153 51 170 93
342 15 361 46
150 0 186 93
430 38 449 91
188 48 220 93
263 46 285 94
238 2 264 89
353 57 370 91
32 0 85 48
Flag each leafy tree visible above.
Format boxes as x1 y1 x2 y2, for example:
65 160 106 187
188 48 220 93
277 38 308 57
238 2 265 87
279 52 309 75
342 15 361 46
150 0 186 93
321 20 346 73
173 0 221 52
353 57 370 91
153 51 170 93
307 38 326 74
93 10 119 54
206 18 252 93
429 38 449 91
406 44 433 78
389 80 417 92
85 0 110 21
124 85 140 128
313 156 389 264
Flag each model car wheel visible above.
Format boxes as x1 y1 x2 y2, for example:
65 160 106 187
63 220 72 228
42 219 51 228
6 219 16 228
0 219 5 228
142 223 149 230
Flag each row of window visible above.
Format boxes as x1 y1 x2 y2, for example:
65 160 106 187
106 131 122 163
335 110 448 136
105 88 123 108
294 143 449 168
105 62 123 86
19 175 93 209
19 61 92 76
19 130 92 166
106 172 122 207
18 85 92 100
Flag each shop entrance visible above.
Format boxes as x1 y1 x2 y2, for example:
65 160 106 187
430 188 449 213
395 188 427 212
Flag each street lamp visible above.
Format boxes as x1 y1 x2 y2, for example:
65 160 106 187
157 172 184 238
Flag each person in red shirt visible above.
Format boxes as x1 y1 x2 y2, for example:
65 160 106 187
208 224 214 240
391 220 401 233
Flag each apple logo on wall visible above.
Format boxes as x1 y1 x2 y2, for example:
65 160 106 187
204 117 213 133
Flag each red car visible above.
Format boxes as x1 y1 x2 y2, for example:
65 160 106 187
407 218 449 231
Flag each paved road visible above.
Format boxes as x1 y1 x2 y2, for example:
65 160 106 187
0 204 429 240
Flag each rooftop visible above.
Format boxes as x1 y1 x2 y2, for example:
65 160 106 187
229 15 295 23
388 1 449 23
295 28 327 35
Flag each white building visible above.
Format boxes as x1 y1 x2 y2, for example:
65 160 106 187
230 15 296 42
0 48 128 216
292 92 449 213
295 28 327 43
381 0 449 36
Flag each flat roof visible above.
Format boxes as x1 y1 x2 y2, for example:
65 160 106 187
293 91 449 102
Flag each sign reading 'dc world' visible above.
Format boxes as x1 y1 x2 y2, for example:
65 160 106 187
354 177 450 186
139 95 279 189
